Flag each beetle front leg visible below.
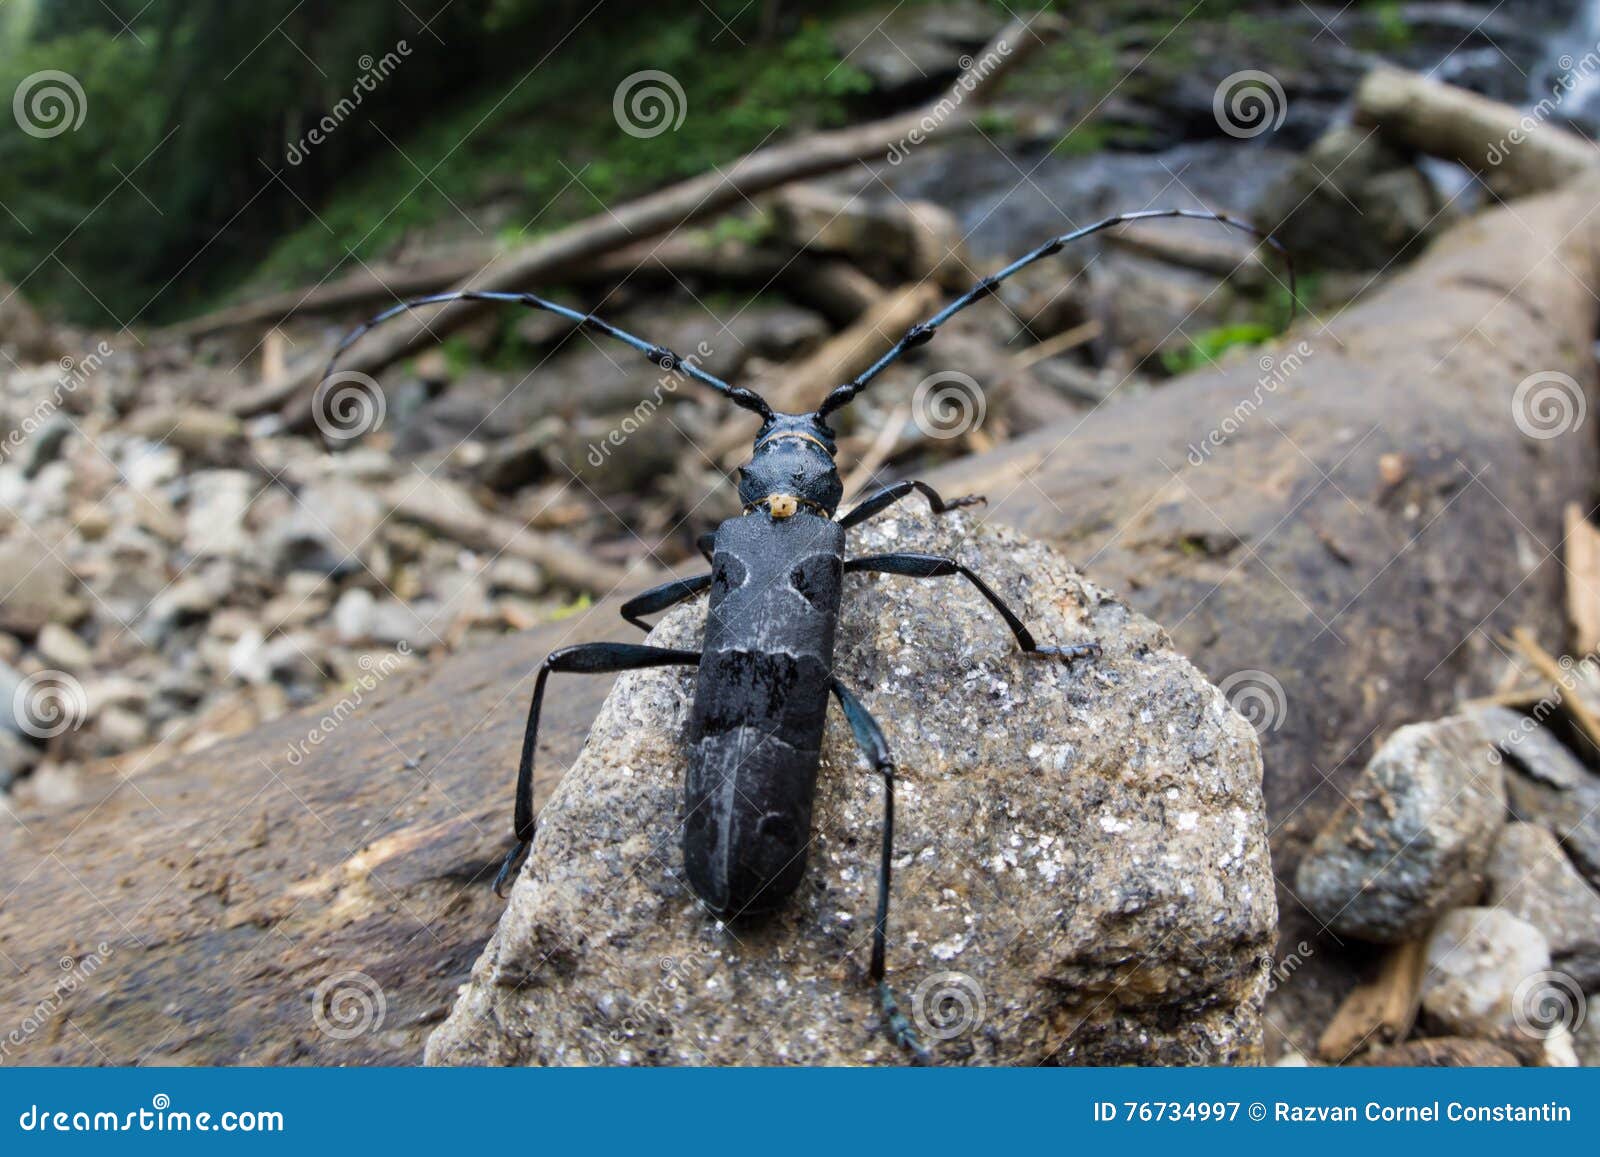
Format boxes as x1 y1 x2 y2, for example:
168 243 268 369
838 480 984 530
829 678 929 1065
844 553 1101 664
497 642 701 895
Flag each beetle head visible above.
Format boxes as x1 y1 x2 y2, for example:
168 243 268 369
737 411 842 519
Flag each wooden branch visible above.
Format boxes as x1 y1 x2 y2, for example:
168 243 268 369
238 13 1057 425
1564 502 1600 654
1316 938 1427 1061
1508 626 1600 750
1355 66 1598 198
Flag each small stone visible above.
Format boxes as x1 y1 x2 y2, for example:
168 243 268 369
332 588 376 643
1486 822 1600 989
183 470 255 559
34 623 93 672
487 556 546 598
1501 758 1600 893
96 706 149 751
1295 715 1504 942
0 539 84 634
1420 908 1549 1043
265 482 383 576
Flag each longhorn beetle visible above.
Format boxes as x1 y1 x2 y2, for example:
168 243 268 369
324 208 1295 1062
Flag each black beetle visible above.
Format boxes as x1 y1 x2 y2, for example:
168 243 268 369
324 208 1294 1061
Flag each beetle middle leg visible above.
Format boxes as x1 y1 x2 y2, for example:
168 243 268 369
620 573 712 631
838 479 985 530
829 678 930 1065
845 553 1100 663
496 642 701 895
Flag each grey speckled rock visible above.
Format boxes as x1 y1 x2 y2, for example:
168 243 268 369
1420 908 1575 1065
1294 716 1504 943
1486 822 1600 990
425 510 1276 1066
1501 756 1600 893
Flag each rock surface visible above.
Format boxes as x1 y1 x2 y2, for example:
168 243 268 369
1502 758 1600 892
426 511 1276 1066
1295 716 1504 943
1485 822 1600 990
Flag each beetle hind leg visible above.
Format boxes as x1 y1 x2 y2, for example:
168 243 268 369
496 642 701 896
830 678 930 1065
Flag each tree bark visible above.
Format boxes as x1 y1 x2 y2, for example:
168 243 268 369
4 175 1597 1066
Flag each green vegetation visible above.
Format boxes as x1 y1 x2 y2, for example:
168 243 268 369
1159 321 1279 376
0 1 871 325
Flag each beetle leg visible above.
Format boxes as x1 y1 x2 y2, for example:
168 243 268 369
619 573 712 631
838 480 984 530
844 552 1100 663
496 643 701 896
830 678 930 1066
696 532 716 564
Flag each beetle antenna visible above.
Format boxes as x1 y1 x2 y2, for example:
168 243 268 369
817 208 1297 419
321 290 774 421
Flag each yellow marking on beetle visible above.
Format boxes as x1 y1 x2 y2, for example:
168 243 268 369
742 494 828 519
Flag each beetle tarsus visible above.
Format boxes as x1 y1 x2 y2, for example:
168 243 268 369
493 838 532 897
879 980 930 1064
1033 642 1102 664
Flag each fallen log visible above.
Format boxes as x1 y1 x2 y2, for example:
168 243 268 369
4 174 1597 1065
1355 66 1599 198
234 13 1054 426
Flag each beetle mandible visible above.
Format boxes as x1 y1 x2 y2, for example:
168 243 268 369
323 208 1295 1061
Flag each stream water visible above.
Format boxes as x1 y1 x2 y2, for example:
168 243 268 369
875 0 1600 265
